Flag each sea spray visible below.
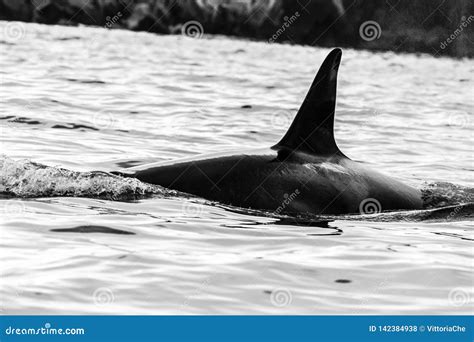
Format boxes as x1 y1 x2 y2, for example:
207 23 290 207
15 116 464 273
0 156 173 200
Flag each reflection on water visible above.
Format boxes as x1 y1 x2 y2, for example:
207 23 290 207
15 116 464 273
0 22 472 314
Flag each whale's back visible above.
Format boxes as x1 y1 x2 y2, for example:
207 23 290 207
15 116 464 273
118 48 423 215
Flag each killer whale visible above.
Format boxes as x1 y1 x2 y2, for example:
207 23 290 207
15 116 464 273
116 48 423 215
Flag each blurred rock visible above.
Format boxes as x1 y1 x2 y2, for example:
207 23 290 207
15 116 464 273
0 0 32 21
0 0 471 57
280 0 349 45
124 3 169 33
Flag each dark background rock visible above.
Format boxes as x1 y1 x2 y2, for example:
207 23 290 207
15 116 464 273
0 0 472 58
0 0 33 21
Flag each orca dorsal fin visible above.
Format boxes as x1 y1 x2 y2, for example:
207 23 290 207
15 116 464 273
273 48 343 156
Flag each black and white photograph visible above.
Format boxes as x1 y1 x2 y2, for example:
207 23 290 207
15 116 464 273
0 0 472 340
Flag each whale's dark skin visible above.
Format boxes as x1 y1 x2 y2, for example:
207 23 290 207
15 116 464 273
117 49 423 215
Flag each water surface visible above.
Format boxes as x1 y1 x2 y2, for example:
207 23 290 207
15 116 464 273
0 22 472 314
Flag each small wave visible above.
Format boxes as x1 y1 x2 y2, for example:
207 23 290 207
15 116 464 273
216 182 474 222
0 116 41 125
219 202 473 223
338 203 473 222
64 78 107 84
421 182 473 209
0 156 173 200
1 115 99 131
51 225 135 235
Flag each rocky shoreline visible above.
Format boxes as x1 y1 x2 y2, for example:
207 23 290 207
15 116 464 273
1 0 472 58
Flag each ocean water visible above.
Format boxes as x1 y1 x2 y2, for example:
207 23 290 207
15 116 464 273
0 22 472 314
